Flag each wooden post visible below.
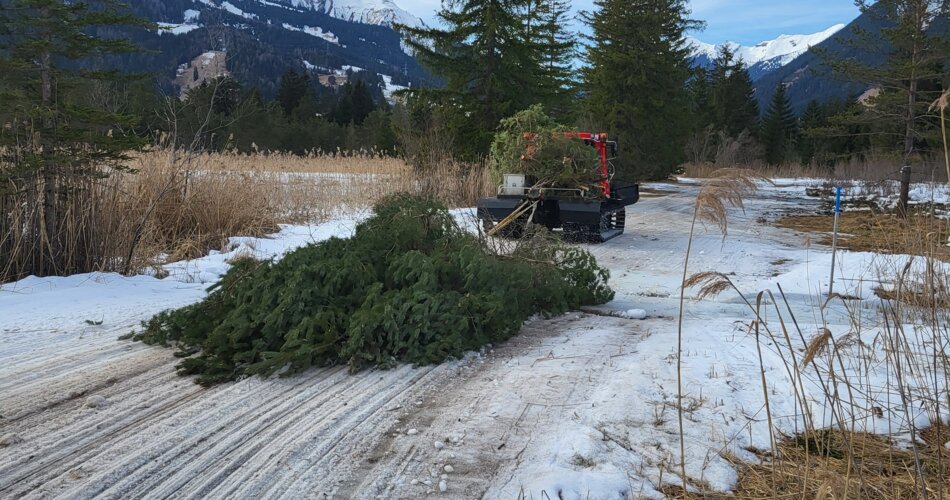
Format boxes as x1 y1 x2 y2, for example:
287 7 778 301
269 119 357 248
898 166 912 217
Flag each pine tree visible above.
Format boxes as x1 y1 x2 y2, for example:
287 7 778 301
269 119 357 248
276 69 312 117
330 81 376 126
822 0 949 160
797 100 825 165
0 0 150 279
399 0 539 158
349 81 376 126
330 86 354 125
709 46 760 138
685 66 726 164
582 0 703 179
760 83 798 165
527 0 576 118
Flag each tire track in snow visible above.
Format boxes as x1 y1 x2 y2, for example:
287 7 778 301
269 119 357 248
327 313 643 498
0 334 460 499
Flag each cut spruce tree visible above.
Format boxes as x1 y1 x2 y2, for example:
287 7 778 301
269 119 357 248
489 105 602 195
132 195 615 386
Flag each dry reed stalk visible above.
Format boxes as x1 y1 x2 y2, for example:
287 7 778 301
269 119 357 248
930 90 950 189
677 168 764 492
2 148 492 281
802 328 834 367
676 169 950 498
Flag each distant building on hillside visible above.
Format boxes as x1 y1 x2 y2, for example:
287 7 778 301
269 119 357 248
316 73 348 89
175 51 229 98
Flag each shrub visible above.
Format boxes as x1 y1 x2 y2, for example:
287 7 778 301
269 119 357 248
132 194 614 385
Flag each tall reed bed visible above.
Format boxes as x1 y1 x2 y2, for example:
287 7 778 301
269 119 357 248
1 149 492 282
682 156 947 183
673 168 949 498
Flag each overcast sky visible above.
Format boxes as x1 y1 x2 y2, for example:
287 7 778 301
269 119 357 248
399 0 861 46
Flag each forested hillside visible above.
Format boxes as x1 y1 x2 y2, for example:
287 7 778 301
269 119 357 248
94 0 428 97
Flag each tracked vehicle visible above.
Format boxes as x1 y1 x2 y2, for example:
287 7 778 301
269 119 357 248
477 133 639 243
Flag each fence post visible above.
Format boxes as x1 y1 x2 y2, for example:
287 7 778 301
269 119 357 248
898 166 912 218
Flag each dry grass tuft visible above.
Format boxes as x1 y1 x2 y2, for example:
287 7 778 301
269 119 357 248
663 427 948 499
778 211 950 262
874 277 950 309
723 427 949 500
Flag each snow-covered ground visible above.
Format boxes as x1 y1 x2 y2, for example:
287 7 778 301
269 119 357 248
2 179 947 499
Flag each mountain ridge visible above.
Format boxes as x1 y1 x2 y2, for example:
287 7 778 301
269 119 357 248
101 0 429 99
687 24 847 81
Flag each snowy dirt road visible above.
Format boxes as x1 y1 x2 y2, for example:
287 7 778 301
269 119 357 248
1 182 889 499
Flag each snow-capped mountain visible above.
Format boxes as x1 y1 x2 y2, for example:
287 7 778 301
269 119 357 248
277 0 423 27
103 0 430 99
688 24 846 80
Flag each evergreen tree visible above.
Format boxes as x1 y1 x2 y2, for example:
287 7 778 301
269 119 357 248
797 100 825 165
331 85 354 126
276 69 312 117
582 0 702 179
684 66 717 163
527 0 576 118
0 0 150 278
362 109 398 153
760 83 798 165
399 0 539 158
822 0 949 160
180 77 251 150
689 67 714 130
709 46 760 138
349 81 376 126
290 91 320 123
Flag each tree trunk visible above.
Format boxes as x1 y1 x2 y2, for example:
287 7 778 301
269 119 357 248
902 1 925 162
39 6 59 276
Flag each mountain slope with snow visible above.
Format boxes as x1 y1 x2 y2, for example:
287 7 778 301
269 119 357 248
688 24 846 80
278 0 423 27
101 0 430 99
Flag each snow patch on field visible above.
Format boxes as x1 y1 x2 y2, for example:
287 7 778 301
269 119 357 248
1 218 361 335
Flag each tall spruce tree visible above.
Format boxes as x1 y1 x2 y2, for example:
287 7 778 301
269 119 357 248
276 69 312 117
709 46 760 138
824 0 949 160
760 83 798 165
0 0 150 279
797 100 825 165
528 0 577 118
399 0 539 158
331 81 376 126
582 0 702 180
